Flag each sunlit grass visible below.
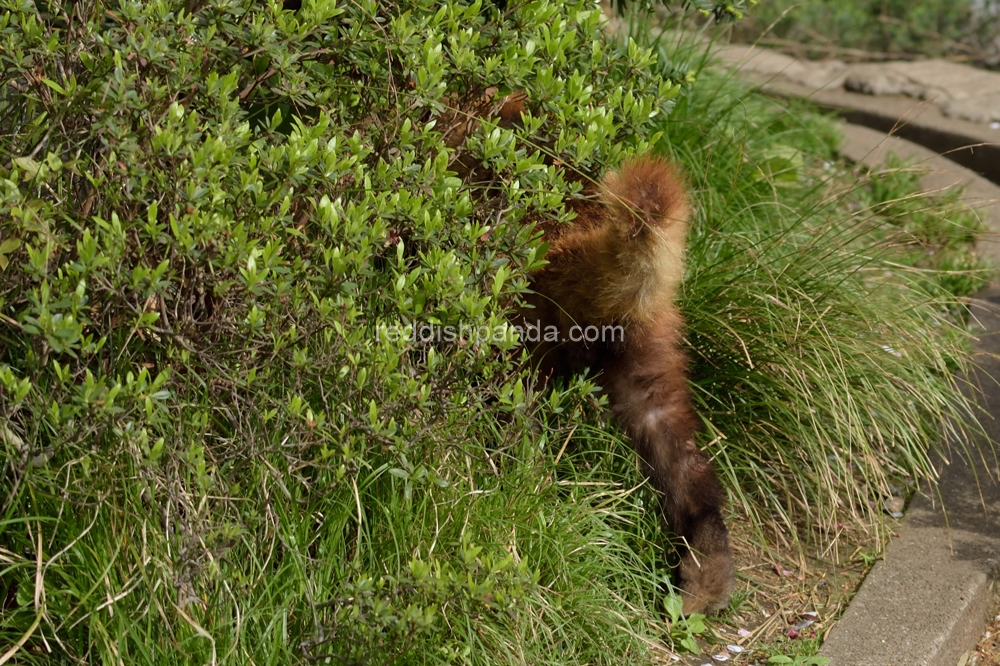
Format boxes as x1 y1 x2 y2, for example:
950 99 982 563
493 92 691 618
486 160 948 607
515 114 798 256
642 25 987 550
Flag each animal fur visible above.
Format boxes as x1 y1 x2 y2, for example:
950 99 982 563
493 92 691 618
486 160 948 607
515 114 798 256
520 155 735 616
446 93 736 615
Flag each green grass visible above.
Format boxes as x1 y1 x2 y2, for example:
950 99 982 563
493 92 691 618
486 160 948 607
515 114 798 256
0 5 990 665
637 23 988 546
666 82 984 545
729 0 1000 64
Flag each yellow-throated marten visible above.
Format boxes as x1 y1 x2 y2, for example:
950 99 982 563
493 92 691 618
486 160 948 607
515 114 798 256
448 92 736 615
521 155 735 616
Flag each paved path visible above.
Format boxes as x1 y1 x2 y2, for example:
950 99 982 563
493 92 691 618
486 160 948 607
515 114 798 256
717 46 1000 124
716 46 1000 666
716 45 1000 183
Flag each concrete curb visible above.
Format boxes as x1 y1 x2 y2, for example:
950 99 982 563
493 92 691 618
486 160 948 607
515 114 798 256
793 97 1000 666
766 80 1000 186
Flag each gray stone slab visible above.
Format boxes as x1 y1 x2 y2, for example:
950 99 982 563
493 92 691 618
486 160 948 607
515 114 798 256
717 44 849 91
713 44 1000 183
715 45 1000 123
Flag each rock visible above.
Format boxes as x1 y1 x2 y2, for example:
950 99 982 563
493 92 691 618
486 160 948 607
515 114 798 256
715 43 1000 126
883 496 905 518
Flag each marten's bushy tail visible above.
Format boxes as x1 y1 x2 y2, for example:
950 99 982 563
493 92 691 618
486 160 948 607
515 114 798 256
570 155 690 325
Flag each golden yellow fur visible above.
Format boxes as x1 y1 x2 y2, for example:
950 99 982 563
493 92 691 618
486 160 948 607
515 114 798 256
541 156 689 328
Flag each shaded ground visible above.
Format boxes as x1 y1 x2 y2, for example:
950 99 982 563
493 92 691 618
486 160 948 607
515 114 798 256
668 521 876 665
971 615 1000 666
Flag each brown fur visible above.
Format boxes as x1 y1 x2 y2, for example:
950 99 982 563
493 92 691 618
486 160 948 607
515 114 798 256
520 156 736 616
445 92 736 614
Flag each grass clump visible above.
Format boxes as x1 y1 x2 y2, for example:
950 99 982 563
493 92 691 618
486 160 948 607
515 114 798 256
0 1 987 664
642 26 986 547
855 154 991 300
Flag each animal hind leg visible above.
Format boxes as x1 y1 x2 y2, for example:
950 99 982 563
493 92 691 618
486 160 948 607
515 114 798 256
602 315 735 615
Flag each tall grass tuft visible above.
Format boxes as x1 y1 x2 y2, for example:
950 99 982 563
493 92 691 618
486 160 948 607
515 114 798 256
641 25 987 549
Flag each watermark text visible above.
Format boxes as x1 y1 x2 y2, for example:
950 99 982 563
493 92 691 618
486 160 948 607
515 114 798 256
376 321 625 345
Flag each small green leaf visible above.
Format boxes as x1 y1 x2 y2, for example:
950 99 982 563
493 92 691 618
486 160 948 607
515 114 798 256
42 78 67 95
13 157 40 180
0 239 22 255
